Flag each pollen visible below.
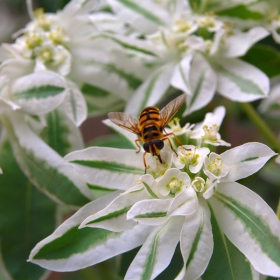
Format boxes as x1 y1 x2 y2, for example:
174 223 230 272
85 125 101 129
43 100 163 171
199 14 216 28
179 147 199 166
174 19 191 33
169 117 182 132
49 28 67 45
166 177 184 195
34 8 51 31
39 47 54 63
202 124 219 142
207 157 223 176
25 33 42 49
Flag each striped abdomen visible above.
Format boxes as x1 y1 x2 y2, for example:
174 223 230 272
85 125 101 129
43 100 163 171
138 106 163 142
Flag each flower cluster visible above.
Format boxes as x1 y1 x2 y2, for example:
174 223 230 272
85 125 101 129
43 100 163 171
29 106 280 279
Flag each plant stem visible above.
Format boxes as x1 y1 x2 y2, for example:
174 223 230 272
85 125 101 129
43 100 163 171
240 102 280 153
78 267 102 280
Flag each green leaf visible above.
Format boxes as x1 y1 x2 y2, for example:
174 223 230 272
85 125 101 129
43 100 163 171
13 85 65 99
0 139 58 280
216 5 264 20
202 203 256 280
242 44 280 78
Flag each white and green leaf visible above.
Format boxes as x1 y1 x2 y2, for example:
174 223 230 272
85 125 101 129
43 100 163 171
220 142 277 182
29 192 153 271
40 109 84 157
60 80 87 126
89 33 160 57
3 112 93 207
107 0 171 34
202 201 260 280
183 53 217 116
209 182 280 277
215 58 269 102
3 71 68 115
64 146 144 191
80 194 140 232
72 49 145 102
176 198 213 280
127 198 173 226
124 216 184 280
0 138 59 280
0 58 34 80
81 84 125 117
171 54 193 94
125 64 175 116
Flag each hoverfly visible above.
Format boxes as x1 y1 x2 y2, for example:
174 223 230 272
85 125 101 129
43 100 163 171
108 94 186 173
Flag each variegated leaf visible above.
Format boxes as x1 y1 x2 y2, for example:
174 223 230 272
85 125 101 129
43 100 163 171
216 58 269 102
29 192 153 271
209 182 280 277
64 146 144 191
4 71 68 115
3 112 93 207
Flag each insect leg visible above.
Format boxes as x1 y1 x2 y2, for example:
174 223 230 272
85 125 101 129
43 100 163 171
163 132 183 146
143 152 147 174
162 136 178 156
135 138 142 153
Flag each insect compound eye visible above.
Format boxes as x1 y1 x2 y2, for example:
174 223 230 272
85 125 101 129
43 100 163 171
153 139 164 150
143 142 150 153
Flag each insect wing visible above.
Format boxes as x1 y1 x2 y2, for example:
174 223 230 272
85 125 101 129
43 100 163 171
108 112 140 135
160 94 186 128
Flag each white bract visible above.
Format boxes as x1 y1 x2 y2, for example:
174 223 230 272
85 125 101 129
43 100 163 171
29 107 280 279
